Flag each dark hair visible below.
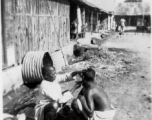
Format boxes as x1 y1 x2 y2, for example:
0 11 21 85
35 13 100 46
42 65 54 77
82 67 95 81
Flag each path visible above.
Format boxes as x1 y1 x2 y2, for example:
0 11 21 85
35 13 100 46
102 28 151 120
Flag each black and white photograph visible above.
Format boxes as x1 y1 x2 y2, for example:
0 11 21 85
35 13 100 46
1 0 151 120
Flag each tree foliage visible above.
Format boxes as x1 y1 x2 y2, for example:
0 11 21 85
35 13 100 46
115 2 150 15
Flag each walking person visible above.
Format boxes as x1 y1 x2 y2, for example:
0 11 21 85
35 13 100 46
120 18 126 35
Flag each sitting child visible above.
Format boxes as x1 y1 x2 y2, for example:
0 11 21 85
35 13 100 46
71 68 116 120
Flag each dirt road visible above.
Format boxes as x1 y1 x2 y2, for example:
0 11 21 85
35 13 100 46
60 30 151 120
102 30 151 120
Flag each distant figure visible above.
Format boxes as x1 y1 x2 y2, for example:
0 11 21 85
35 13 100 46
71 21 77 39
71 68 116 120
136 18 148 34
120 18 126 34
116 21 122 39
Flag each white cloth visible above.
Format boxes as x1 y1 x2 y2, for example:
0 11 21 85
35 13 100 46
3 113 26 120
3 113 14 120
77 99 116 120
35 73 73 120
120 19 125 27
77 6 82 33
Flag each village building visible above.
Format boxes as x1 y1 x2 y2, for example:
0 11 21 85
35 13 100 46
70 0 115 39
115 2 151 27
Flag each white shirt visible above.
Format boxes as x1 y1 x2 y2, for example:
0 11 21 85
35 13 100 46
36 73 73 104
120 19 126 27
35 73 73 120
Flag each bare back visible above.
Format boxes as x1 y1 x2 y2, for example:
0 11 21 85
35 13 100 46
83 83 111 111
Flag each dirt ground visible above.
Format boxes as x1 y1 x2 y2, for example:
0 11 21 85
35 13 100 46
4 28 152 120
101 30 151 120
61 29 152 120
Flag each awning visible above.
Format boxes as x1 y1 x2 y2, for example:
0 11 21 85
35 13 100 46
71 0 115 14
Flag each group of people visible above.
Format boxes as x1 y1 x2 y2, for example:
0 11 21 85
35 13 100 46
33 65 116 120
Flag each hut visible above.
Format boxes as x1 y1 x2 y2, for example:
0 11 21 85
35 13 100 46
115 2 151 26
2 0 71 68
70 0 115 39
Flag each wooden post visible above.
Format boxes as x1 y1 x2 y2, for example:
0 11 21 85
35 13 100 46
2 0 7 66
108 15 110 30
96 11 99 32
142 3 145 26
82 7 85 37
91 11 93 34
110 15 114 29
82 7 85 25
129 17 131 26
97 11 99 24
76 5 79 39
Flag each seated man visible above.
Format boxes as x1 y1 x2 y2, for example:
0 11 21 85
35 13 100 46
35 65 81 120
71 68 116 120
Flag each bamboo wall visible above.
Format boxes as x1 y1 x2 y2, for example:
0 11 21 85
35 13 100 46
5 0 70 64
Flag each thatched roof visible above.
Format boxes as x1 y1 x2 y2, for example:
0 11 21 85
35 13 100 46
115 2 151 15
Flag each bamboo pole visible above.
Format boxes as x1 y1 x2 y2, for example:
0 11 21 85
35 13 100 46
91 11 93 34
2 0 8 66
46 0 68 66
